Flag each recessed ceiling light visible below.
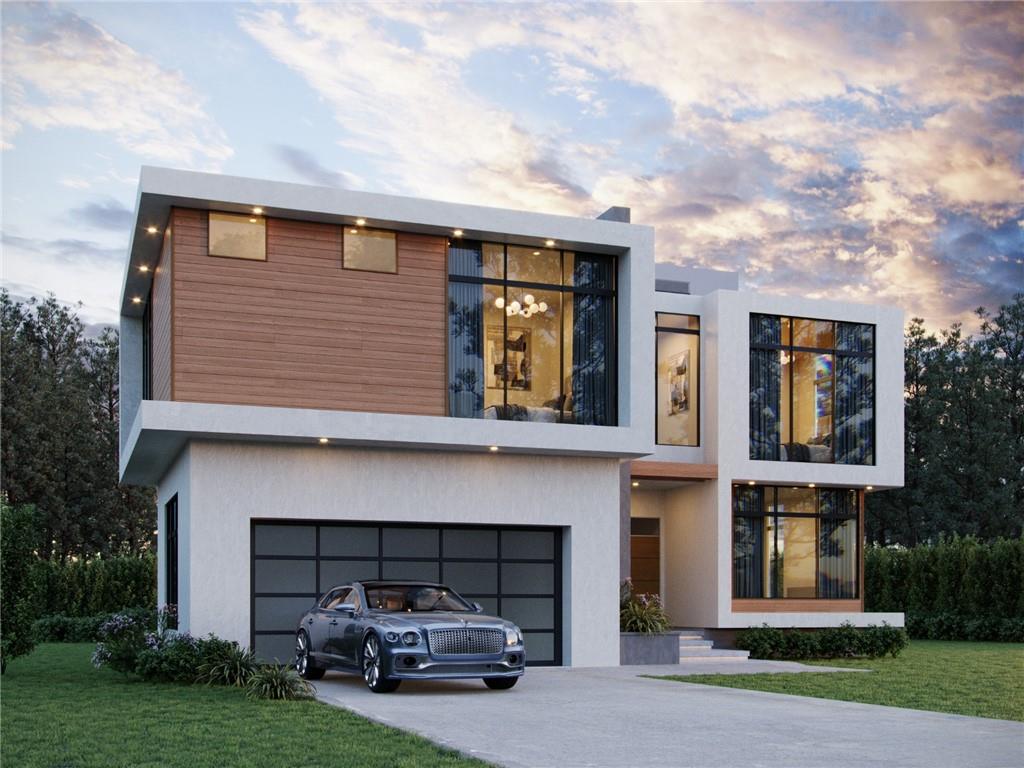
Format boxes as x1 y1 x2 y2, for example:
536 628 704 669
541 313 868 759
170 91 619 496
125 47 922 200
131 297 142 304
631 481 639 488
146 226 158 234
355 218 366 226
249 217 258 223
453 229 464 237
808 483 816 488
532 251 540 256
544 239 555 247
747 480 755 486
318 437 329 445
866 485 873 491
488 445 499 452
252 206 263 215
139 265 149 273
349 228 358 234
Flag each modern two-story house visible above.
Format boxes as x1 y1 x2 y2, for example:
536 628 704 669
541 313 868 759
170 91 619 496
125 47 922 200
119 167 903 668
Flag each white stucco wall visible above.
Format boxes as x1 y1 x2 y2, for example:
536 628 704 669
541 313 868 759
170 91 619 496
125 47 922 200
177 441 622 667
156 446 191 633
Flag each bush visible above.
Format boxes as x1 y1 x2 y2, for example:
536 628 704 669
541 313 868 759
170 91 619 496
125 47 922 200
197 641 257 687
865 537 1024 641
135 634 204 683
35 554 156 617
245 664 315 701
34 608 156 643
737 623 908 660
1 503 41 672
619 580 670 633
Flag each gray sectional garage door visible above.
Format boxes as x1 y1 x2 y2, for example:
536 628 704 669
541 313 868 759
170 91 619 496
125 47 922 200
251 521 562 666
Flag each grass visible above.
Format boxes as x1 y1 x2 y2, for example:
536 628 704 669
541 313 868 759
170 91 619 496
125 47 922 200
653 640 1024 722
1 643 490 768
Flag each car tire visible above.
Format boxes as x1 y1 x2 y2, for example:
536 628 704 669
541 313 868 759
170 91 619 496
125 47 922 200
295 630 326 681
362 633 400 693
483 677 518 690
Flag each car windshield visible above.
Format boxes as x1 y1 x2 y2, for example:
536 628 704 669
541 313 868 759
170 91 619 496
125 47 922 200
364 584 473 613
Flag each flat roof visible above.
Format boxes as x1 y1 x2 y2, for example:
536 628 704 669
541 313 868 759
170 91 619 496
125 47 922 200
120 166 652 318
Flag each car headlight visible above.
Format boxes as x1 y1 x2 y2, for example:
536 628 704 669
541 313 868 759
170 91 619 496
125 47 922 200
402 631 421 646
505 627 522 646
384 631 399 643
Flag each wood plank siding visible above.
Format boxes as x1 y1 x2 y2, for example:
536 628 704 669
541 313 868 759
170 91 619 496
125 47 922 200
150 228 173 401
165 208 447 415
731 599 863 613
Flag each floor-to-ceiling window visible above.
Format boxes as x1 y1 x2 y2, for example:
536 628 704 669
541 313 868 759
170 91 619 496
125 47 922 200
656 313 700 446
733 485 860 600
447 241 616 425
749 314 874 463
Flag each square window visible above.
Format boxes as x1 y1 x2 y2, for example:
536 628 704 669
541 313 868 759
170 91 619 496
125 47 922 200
208 212 266 260
344 228 397 273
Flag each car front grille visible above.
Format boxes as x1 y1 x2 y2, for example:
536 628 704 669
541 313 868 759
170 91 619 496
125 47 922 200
428 628 504 656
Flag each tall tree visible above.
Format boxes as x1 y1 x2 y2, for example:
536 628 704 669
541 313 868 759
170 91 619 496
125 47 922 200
1 291 154 559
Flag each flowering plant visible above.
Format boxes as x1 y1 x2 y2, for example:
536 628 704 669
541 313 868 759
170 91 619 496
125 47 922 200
92 605 174 675
619 579 670 634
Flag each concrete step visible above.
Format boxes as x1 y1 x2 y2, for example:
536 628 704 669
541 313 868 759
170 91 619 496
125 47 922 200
678 640 714 649
678 648 750 660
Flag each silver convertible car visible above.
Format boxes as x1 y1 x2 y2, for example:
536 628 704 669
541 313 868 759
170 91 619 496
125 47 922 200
294 580 526 693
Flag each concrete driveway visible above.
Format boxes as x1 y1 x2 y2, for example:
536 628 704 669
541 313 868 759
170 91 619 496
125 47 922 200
315 663 1023 768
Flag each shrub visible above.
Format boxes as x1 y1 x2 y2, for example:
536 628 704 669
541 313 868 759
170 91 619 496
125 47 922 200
135 634 204 683
619 581 670 633
736 625 785 659
34 608 156 643
245 664 315 701
737 623 907 660
1 503 41 672
92 612 150 675
34 554 156 618
197 641 257 687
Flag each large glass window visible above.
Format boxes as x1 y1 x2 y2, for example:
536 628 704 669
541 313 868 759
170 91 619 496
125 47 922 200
208 212 266 260
732 485 860 599
749 314 874 464
656 313 699 446
447 241 616 425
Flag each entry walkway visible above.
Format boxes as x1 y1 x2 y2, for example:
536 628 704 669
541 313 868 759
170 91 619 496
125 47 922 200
315 662 1022 767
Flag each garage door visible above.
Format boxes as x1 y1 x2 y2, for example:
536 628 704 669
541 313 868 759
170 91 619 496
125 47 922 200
251 521 562 666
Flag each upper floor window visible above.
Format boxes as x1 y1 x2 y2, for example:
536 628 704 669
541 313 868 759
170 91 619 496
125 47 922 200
344 228 397 273
447 241 616 425
749 314 874 464
208 212 266 260
656 313 699 446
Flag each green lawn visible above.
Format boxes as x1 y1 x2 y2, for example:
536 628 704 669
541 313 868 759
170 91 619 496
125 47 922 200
653 640 1024 722
1 643 490 768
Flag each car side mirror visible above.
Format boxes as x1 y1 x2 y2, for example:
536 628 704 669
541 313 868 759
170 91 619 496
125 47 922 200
472 602 484 613
335 603 357 616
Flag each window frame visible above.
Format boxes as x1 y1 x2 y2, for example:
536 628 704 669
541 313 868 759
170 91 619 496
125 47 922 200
207 211 268 261
142 293 152 400
446 241 617 425
655 312 700 447
731 485 861 600
165 494 179 628
749 313 876 464
342 227 398 274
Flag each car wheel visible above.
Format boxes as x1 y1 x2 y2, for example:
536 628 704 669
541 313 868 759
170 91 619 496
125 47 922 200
362 633 400 693
295 630 325 680
483 676 518 690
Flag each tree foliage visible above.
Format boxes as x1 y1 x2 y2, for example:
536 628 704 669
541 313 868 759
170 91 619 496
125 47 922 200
866 294 1024 546
1 502 41 672
1 291 154 560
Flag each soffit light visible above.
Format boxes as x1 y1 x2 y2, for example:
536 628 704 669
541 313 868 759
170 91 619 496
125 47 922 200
488 445 499 452
318 437 329 444
453 229 464 237
146 226 158 234
866 485 873 491
249 217 258 223
131 297 142 304
349 228 358 234
139 265 149 273
631 481 639 488
494 293 548 319
252 206 264 215
808 483 816 488
544 239 555 247
747 480 755 486
355 218 366 226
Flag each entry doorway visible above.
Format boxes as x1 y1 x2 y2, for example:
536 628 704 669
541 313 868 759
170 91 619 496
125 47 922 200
629 517 661 596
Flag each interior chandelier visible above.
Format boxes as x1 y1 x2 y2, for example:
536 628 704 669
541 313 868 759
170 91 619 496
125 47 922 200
494 294 548 318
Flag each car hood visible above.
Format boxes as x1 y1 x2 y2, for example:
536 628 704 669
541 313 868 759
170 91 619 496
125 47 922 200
368 611 515 630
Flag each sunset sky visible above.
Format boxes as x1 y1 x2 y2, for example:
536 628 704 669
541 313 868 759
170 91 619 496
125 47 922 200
2 2 1021 331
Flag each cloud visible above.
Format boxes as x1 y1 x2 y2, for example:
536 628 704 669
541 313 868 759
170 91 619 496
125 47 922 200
273 144 362 189
69 199 134 231
2 5 232 169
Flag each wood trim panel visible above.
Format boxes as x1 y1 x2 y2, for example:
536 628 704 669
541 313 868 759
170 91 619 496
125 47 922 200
731 599 863 613
150 228 173 401
169 208 447 416
630 460 717 481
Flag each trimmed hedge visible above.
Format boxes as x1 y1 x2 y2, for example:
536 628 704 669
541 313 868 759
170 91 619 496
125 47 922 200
33 608 156 644
865 536 1024 641
737 623 908 660
34 554 156 618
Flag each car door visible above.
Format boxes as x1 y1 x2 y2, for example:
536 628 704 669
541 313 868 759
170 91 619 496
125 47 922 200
335 587 365 668
322 587 354 661
308 588 344 658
